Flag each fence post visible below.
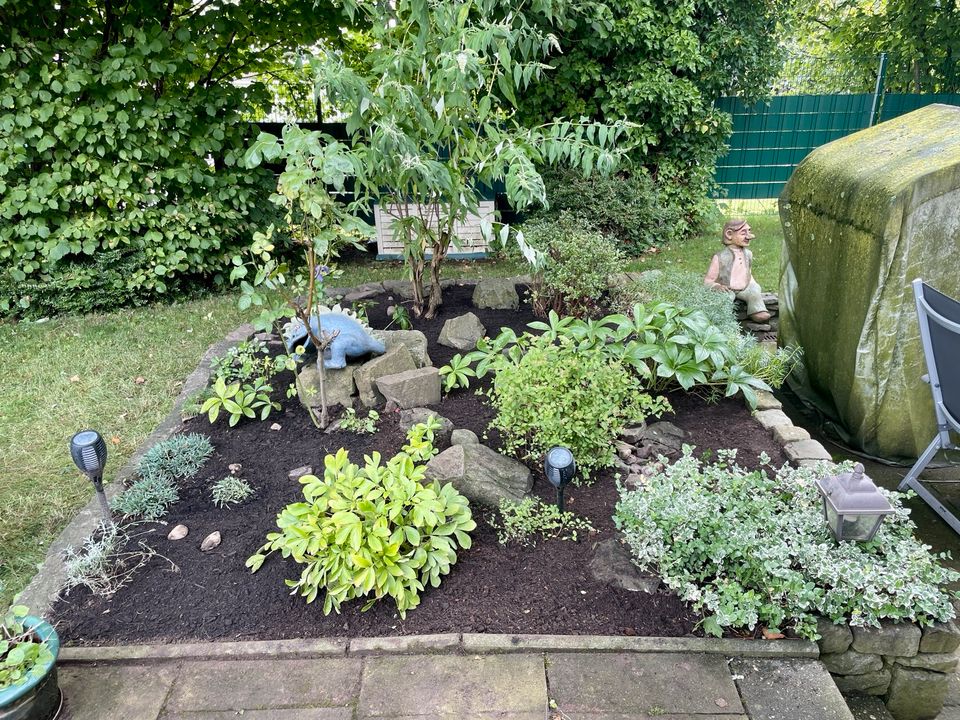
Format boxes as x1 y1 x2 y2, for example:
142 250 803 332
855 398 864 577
869 53 888 126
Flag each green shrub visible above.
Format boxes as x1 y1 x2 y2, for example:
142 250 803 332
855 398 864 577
614 450 960 639
612 270 739 339
492 497 595 546
526 167 688 255
485 335 670 476
210 476 254 508
246 420 476 617
0 28 276 317
137 433 213 483
110 475 178 521
518 211 623 317
0 605 55 691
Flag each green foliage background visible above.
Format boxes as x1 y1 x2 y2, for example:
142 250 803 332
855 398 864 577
0 0 346 317
515 0 789 230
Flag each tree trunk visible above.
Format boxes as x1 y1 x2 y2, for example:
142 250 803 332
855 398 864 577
425 247 445 319
410 257 427 318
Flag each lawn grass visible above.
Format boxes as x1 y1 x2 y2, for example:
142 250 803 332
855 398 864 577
0 203 784 608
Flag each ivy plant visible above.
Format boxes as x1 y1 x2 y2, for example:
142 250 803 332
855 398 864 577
615 450 960 639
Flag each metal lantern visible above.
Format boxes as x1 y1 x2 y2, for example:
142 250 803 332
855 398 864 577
815 463 893 542
543 447 576 511
69 430 112 523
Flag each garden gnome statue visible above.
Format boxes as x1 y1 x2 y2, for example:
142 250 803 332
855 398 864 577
703 219 771 322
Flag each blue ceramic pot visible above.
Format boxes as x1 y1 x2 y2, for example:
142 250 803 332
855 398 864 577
0 617 60 720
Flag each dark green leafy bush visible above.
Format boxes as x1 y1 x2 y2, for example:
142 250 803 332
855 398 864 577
518 212 622 317
615 451 960 639
247 420 476 617
484 335 670 476
0 28 275 316
525 167 688 255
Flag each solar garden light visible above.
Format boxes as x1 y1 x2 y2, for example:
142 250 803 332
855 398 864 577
70 430 113 523
544 447 576 511
815 462 893 542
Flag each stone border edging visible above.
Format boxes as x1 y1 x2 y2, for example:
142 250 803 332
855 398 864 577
57 633 818 664
17 324 256 616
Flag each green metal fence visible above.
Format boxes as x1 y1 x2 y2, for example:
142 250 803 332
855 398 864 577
714 89 960 199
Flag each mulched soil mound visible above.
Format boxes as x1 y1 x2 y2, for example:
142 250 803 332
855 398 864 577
51 284 787 645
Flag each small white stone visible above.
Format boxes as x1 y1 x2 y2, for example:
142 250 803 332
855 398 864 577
201 531 221 552
270 423 282 431
228 463 242 474
167 524 189 541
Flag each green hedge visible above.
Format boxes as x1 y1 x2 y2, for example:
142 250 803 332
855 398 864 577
0 27 275 317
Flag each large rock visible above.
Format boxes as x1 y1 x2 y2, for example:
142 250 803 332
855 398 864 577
472 278 519 310
642 422 688 454
588 539 659 593
296 364 355 409
370 329 432 368
438 312 486 351
885 665 949 720
425 444 532 506
376 367 441 409
353 346 417 407
779 104 960 458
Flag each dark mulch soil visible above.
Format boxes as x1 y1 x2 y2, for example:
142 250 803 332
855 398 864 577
51 284 787 645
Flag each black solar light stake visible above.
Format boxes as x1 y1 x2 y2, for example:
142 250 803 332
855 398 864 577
544 446 576 511
70 430 112 523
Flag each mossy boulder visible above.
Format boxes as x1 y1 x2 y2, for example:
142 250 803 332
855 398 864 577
779 104 960 458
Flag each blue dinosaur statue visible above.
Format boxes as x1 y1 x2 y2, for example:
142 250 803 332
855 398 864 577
283 306 386 369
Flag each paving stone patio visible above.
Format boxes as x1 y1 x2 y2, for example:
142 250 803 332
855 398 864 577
55 642 856 720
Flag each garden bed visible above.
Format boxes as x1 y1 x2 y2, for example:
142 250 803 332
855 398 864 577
50 285 786 645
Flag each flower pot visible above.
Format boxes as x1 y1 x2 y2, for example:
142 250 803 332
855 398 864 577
0 617 61 720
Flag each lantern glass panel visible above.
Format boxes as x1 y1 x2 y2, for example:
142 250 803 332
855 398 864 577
840 514 882 542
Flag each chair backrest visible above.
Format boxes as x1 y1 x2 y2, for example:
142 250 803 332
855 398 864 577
914 279 960 430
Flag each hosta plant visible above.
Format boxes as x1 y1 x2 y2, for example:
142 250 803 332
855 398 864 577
246 421 475 617
615 450 960 640
0 605 54 691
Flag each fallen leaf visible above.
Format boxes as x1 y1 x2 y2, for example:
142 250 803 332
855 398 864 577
715 698 729 708
110 436 121 445
762 628 786 640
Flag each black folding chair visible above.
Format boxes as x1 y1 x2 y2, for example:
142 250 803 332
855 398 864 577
898 279 960 534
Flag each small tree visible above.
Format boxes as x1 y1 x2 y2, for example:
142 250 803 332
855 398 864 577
309 0 635 318
235 126 372 428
